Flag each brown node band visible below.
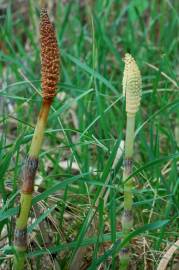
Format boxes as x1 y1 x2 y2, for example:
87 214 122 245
14 228 27 248
123 158 133 174
122 209 133 221
120 247 130 255
22 156 38 193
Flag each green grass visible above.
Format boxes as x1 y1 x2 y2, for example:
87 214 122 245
0 1 179 269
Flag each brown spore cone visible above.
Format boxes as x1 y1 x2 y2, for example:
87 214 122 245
40 8 60 101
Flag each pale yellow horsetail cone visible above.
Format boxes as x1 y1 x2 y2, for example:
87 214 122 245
122 53 142 115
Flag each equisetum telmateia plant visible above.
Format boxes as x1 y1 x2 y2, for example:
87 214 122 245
13 9 60 270
120 53 142 269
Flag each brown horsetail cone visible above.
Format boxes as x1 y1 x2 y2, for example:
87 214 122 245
122 53 141 115
40 8 60 101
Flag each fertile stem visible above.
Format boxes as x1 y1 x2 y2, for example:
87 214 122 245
13 8 59 269
119 54 141 269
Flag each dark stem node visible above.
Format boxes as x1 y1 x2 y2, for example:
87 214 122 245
123 158 133 175
14 228 27 248
22 156 39 193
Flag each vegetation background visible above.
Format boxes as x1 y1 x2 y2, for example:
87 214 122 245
0 0 178 269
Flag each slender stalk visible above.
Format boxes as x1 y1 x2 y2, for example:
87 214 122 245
13 8 60 270
13 103 50 269
123 114 135 210
119 115 135 269
29 101 51 157
119 54 142 269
